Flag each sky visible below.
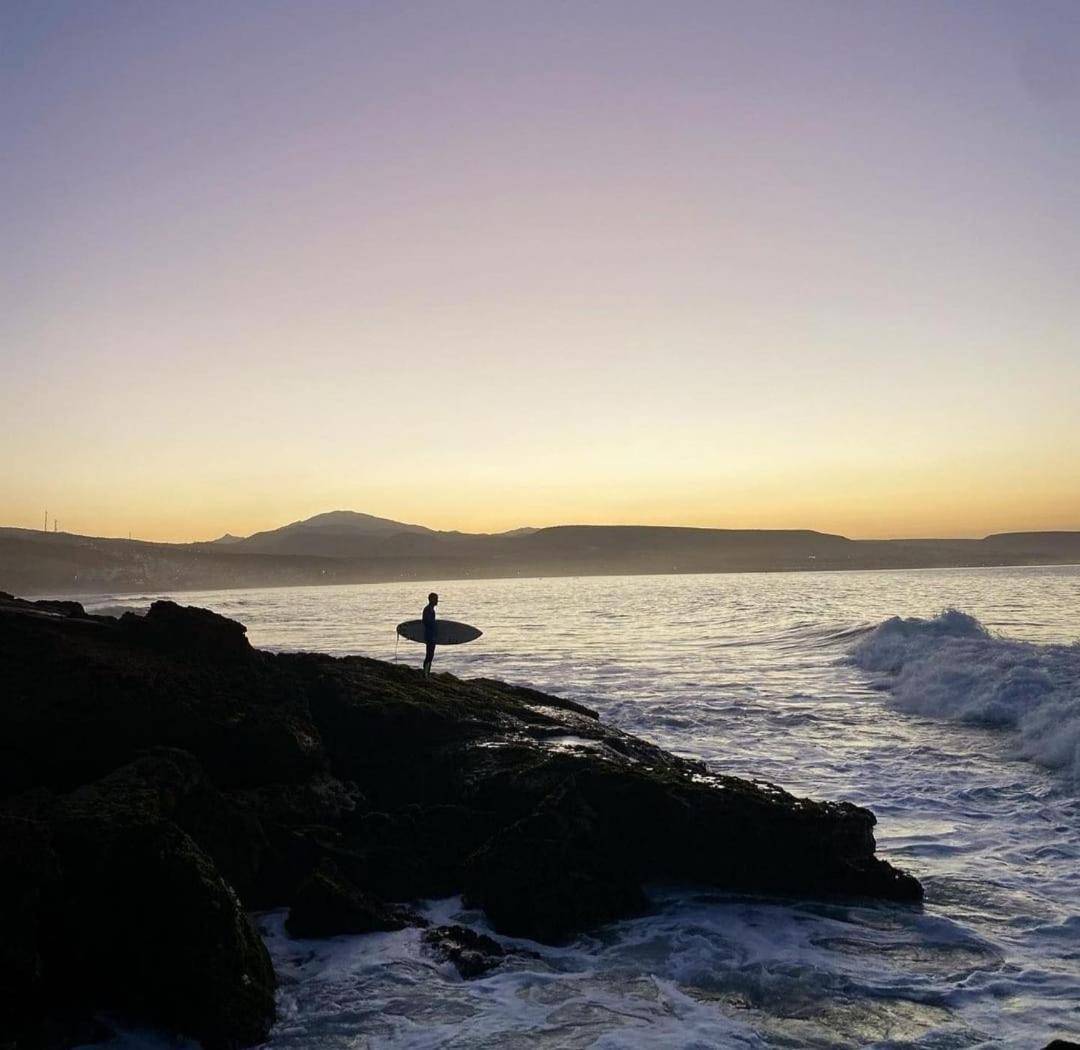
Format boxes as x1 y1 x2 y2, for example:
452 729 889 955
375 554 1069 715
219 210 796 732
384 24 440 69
2 0 1078 542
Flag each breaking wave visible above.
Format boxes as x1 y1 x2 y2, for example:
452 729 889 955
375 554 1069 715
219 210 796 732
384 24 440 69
849 610 1080 778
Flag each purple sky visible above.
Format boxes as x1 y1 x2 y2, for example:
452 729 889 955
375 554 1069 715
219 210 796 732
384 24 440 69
2 1 1078 539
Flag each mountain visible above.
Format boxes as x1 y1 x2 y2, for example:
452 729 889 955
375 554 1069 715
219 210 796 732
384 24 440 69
1 520 1078 596
218 510 532 559
232 510 435 557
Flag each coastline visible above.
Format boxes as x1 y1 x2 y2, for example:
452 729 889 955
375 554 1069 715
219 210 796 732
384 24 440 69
15 558 1080 602
1 592 921 1048
5 524 1079 598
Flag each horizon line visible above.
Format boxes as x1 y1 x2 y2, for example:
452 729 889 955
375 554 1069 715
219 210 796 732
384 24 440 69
4 517 1080 548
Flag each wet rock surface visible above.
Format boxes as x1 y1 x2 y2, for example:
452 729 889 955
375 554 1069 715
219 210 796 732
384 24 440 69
0 593 922 1047
463 777 648 943
422 924 517 978
285 859 424 938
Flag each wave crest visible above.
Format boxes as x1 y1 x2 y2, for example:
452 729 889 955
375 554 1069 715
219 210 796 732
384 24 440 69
849 610 1080 777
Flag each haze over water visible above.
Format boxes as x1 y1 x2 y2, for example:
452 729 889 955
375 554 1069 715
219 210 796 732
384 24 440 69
88 564 1080 1048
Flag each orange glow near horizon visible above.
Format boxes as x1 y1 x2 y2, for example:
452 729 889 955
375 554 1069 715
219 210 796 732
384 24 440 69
3 4 1079 545
8 458 1079 545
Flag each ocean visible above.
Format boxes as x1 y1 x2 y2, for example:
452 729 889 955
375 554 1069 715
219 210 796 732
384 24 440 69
83 565 1080 1048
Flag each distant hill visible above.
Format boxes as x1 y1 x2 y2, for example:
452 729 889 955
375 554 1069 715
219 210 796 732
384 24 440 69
214 510 533 559
231 510 435 557
981 531 1080 557
1 518 1078 597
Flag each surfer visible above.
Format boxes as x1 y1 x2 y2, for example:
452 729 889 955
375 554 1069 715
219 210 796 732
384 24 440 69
422 592 438 678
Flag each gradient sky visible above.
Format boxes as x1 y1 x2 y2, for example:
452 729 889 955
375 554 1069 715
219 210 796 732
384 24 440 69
3 1 1078 541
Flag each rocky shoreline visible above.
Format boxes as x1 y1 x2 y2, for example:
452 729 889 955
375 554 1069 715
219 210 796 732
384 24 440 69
0 593 922 1049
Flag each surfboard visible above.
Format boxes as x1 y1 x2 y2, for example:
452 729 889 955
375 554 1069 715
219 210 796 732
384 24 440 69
396 619 483 645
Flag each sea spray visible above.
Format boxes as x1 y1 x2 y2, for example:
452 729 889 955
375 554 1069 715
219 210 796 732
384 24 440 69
849 609 1080 778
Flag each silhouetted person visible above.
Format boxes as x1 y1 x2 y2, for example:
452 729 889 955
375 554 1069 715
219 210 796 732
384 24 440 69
422 592 438 678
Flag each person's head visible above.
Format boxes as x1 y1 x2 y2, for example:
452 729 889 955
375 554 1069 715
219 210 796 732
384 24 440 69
428 592 439 606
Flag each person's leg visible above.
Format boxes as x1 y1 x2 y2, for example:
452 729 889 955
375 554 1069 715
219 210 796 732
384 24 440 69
424 641 435 678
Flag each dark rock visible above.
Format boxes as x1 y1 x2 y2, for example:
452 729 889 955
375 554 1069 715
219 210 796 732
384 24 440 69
1043 1041 1080 1049
189 706 325 789
246 823 347 911
0 591 87 619
422 925 508 978
0 814 61 1041
464 778 648 944
83 821 276 1050
285 860 423 938
565 763 925 903
132 600 251 661
462 756 922 943
334 803 496 901
4 755 276 1049
306 671 475 806
0 602 325 794
49 747 209 834
6 1010 115 1050
224 776 365 907
40 747 270 904
234 775 365 829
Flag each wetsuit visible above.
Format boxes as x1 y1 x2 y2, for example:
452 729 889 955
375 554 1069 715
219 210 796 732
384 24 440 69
422 602 436 673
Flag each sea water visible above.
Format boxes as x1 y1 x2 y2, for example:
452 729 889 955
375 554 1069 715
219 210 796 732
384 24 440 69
84 566 1080 1048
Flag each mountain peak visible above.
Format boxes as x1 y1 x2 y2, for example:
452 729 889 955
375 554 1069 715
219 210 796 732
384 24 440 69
281 510 433 535
225 510 436 557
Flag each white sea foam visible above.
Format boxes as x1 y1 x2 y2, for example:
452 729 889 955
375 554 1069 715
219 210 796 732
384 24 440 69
849 610 1080 778
257 892 1007 1049
66 567 1080 1047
